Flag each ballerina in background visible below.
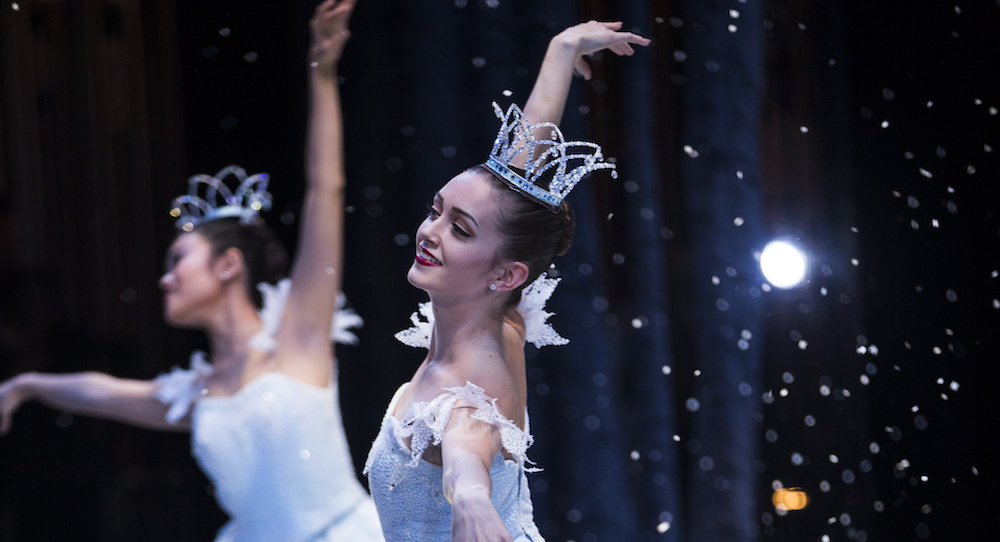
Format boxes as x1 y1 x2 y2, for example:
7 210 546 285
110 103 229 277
363 20 649 542
0 1 384 540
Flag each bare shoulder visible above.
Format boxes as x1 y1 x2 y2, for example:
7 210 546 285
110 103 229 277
447 349 515 403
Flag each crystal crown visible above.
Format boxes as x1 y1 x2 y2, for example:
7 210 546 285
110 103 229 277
485 102 616 211
170 165 272 231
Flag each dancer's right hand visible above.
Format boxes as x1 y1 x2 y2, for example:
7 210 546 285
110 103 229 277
309 0 357 77
0 373 33 435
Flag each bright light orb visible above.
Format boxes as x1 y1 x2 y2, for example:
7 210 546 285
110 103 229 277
760 240 807 289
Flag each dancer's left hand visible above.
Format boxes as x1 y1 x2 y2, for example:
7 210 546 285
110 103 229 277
309 0 357 76
451 487 513 542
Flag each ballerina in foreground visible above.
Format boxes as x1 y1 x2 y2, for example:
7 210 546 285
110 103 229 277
363 21 649 542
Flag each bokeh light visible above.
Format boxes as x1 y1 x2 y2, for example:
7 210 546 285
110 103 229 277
760 240 808 288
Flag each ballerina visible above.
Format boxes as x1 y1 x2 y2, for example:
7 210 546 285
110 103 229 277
363 21 649 542
0 1 384 540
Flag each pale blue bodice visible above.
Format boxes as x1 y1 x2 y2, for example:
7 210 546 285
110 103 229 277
363 383 544 542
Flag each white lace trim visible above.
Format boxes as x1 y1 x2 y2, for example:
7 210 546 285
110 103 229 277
154 351 213 424
249 278 363 353
394 382 536 471
394 272 567 349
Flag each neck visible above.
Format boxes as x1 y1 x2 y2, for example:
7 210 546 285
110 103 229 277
426 292 504 362
202 290 263 368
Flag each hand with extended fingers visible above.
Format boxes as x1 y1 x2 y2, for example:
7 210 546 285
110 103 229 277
554 20 651 80
309 0 357 76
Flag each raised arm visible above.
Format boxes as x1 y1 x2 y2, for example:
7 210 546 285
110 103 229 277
275 0 356 382
513 22 650 167
441 409 512 542
0 372 183 436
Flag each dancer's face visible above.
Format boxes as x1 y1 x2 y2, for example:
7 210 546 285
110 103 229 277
159 233 224 327
408 170 506 301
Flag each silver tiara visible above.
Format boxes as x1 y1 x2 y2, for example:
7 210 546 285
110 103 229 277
170 165 272 231
484 102 616 212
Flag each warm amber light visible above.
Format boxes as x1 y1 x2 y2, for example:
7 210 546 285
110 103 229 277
772 487 808 511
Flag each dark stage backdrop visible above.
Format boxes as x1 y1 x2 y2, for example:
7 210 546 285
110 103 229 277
0 1 997 541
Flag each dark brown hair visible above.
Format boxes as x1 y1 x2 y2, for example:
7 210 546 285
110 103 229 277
191 218 288 308
470 164 576 308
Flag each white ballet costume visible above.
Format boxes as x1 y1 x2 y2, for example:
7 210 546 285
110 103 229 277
155 279 384 542
364 273 566 542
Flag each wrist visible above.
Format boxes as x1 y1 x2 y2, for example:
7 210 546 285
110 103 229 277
449 483 492 506
15 372 40 399
547 32 579 56
309 63 339 82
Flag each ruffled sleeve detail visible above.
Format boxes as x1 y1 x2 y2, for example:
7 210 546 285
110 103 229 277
395 382 536 471
248 278 363 353
154 351 213 424
394 272 567 349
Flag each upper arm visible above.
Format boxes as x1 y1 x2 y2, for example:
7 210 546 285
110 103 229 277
99 376 191 432
33 372 189 432
441 405 504 476
273 71 347 378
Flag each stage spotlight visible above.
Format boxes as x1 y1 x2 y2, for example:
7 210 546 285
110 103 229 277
760 240 807 289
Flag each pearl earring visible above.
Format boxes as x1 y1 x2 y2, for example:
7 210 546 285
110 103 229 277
489 283 497 291
221 271 231 280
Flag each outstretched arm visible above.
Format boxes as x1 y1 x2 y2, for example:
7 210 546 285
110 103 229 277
0 372 184 435
442 409 512 542
513 21 650 168
276 0 356 384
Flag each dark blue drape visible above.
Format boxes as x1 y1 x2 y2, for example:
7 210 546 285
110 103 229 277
677 1 766 541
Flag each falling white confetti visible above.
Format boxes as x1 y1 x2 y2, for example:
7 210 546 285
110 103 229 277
919 168 933 178
662 365 672 375
734 217 745 226
800 126 810 133
881 120 890 128
683 145 699 157
502 89 513 97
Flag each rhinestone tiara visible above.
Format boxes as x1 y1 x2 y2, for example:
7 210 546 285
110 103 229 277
484 102 616 212
170 165 272 231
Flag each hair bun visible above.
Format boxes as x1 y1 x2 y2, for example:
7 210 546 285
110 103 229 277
555 202 575 258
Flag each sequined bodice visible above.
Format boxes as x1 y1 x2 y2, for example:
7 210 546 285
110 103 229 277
363 383 544 542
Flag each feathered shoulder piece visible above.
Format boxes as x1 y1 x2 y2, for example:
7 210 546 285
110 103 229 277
394 272 567 349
